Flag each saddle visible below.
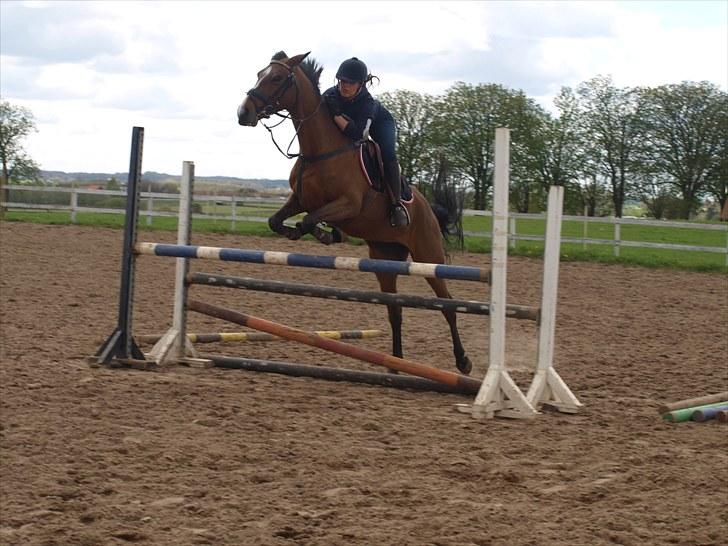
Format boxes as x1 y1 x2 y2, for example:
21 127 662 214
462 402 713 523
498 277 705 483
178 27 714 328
358 140 413 202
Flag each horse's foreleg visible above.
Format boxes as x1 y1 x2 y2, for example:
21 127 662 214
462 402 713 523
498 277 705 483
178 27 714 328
295 196 358 240
268 195 305 240
309 225 346 245
426 278 473 375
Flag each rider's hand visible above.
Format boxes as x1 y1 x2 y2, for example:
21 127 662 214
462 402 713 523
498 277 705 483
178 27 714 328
324 94 342 116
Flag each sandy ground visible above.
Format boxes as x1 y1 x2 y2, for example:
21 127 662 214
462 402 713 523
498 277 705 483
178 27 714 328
0 222 726 546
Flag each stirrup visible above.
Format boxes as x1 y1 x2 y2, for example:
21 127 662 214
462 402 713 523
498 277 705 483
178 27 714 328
389 204 410 228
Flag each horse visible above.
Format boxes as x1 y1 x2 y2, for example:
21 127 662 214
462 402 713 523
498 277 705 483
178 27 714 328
236 51 473 375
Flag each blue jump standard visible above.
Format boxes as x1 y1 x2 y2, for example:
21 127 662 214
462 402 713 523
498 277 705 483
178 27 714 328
136 243 489 282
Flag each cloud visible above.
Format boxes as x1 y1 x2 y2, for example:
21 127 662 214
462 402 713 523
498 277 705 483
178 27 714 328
0 1 125 64
2 0 726 180
94 83 193 118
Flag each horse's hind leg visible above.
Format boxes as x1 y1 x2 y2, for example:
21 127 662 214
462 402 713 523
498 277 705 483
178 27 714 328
368 242 409 363
409 234 473 375
426 277 473 375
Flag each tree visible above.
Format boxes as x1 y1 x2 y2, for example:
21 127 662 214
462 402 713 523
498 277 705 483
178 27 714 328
505 91 553 213
526 87 587 214
429 82 549 210
379 90 439 192
0 99 40 211
576 76 646 217
106 177 121 191
641 82 727 218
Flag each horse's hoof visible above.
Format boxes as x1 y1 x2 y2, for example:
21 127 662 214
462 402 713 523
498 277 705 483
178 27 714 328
331 228 345 244
284 227 302 241
296 220 314 236
457 356 472 375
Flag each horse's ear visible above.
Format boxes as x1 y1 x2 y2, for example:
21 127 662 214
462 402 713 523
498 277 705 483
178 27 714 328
287 52 310 68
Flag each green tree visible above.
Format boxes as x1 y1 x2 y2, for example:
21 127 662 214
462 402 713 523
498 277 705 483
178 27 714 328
379 90 439 192
430 82 547 210
641 82 727 218
705 141 727 214
506 91 553 213
106 177 121 191
526 87 588 214
575 76 646 217
0 99 41 211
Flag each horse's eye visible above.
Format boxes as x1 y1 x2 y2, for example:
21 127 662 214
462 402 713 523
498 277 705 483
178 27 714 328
271 75 283 83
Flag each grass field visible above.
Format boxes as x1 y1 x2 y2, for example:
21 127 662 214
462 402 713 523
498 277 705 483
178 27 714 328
3 209 727 273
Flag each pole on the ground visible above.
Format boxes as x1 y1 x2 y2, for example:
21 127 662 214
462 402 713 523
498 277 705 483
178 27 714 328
188 299 484 394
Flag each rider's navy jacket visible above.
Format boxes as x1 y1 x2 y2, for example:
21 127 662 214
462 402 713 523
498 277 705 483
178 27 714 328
322 85 381 141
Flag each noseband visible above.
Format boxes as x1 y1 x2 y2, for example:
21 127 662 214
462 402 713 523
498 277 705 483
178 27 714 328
246 60 297 119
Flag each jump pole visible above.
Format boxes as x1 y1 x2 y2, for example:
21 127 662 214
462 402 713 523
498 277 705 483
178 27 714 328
187 299 484 394
137 329 384 344
188 272 539 321
657 391 728 414
205 355 478 395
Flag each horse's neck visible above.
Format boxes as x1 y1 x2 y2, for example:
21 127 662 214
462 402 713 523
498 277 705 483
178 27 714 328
291 89 350 157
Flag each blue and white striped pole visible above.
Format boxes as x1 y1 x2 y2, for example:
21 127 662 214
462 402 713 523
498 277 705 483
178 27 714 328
135 243 490 283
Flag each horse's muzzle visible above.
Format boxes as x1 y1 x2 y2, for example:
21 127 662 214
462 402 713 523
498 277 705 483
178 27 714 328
237 101 258 127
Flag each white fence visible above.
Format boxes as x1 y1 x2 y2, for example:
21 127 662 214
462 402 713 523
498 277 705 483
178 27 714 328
3 184 727 263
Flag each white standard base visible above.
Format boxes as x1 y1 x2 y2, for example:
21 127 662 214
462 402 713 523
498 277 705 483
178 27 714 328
527 367 582 414
455 369 538 419
146 328 212 368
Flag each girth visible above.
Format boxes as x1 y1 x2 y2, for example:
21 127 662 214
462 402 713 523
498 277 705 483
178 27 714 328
295 140 364 201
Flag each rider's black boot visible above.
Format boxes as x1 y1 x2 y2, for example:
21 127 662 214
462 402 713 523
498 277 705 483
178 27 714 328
383 160 409 228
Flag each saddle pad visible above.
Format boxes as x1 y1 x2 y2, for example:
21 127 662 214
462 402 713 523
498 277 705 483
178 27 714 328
358 144 413 203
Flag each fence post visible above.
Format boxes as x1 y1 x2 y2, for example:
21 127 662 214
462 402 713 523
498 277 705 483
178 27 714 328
509 216 516 250
213 188 217 226
582 206 588 250
70 189 78 223
146 189 153 227
231 195 236 231
614 217 621 257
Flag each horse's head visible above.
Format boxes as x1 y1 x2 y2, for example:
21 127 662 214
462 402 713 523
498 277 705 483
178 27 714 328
237 51 310 126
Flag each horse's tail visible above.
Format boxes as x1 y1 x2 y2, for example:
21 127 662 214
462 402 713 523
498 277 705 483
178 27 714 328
429 157 464 251
430 200 464 251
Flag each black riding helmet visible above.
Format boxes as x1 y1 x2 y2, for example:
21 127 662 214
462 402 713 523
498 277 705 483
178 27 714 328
336 57 368 83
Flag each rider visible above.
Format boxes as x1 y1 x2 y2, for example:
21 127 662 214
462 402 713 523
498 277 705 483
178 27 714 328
322 57 410 228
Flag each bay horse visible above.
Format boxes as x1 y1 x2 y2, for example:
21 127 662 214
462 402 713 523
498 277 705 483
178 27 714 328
237 51 473 375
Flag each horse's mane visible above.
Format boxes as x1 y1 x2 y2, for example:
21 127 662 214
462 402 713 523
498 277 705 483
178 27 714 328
272 51 322 97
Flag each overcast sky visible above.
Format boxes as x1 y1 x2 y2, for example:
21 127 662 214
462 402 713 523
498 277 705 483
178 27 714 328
1 0 726 180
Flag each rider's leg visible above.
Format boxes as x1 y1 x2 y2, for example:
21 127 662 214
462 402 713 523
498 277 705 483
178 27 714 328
372 111 409 228
383 159 409 227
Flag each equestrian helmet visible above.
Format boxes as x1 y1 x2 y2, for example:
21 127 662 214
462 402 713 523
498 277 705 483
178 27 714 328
336 57 368 83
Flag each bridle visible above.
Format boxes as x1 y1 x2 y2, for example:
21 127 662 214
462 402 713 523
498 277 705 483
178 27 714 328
245 59 357 166
246 60 326 159
246 60 298 120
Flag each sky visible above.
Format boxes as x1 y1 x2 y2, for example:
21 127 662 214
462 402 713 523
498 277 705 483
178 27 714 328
1 0 726 180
